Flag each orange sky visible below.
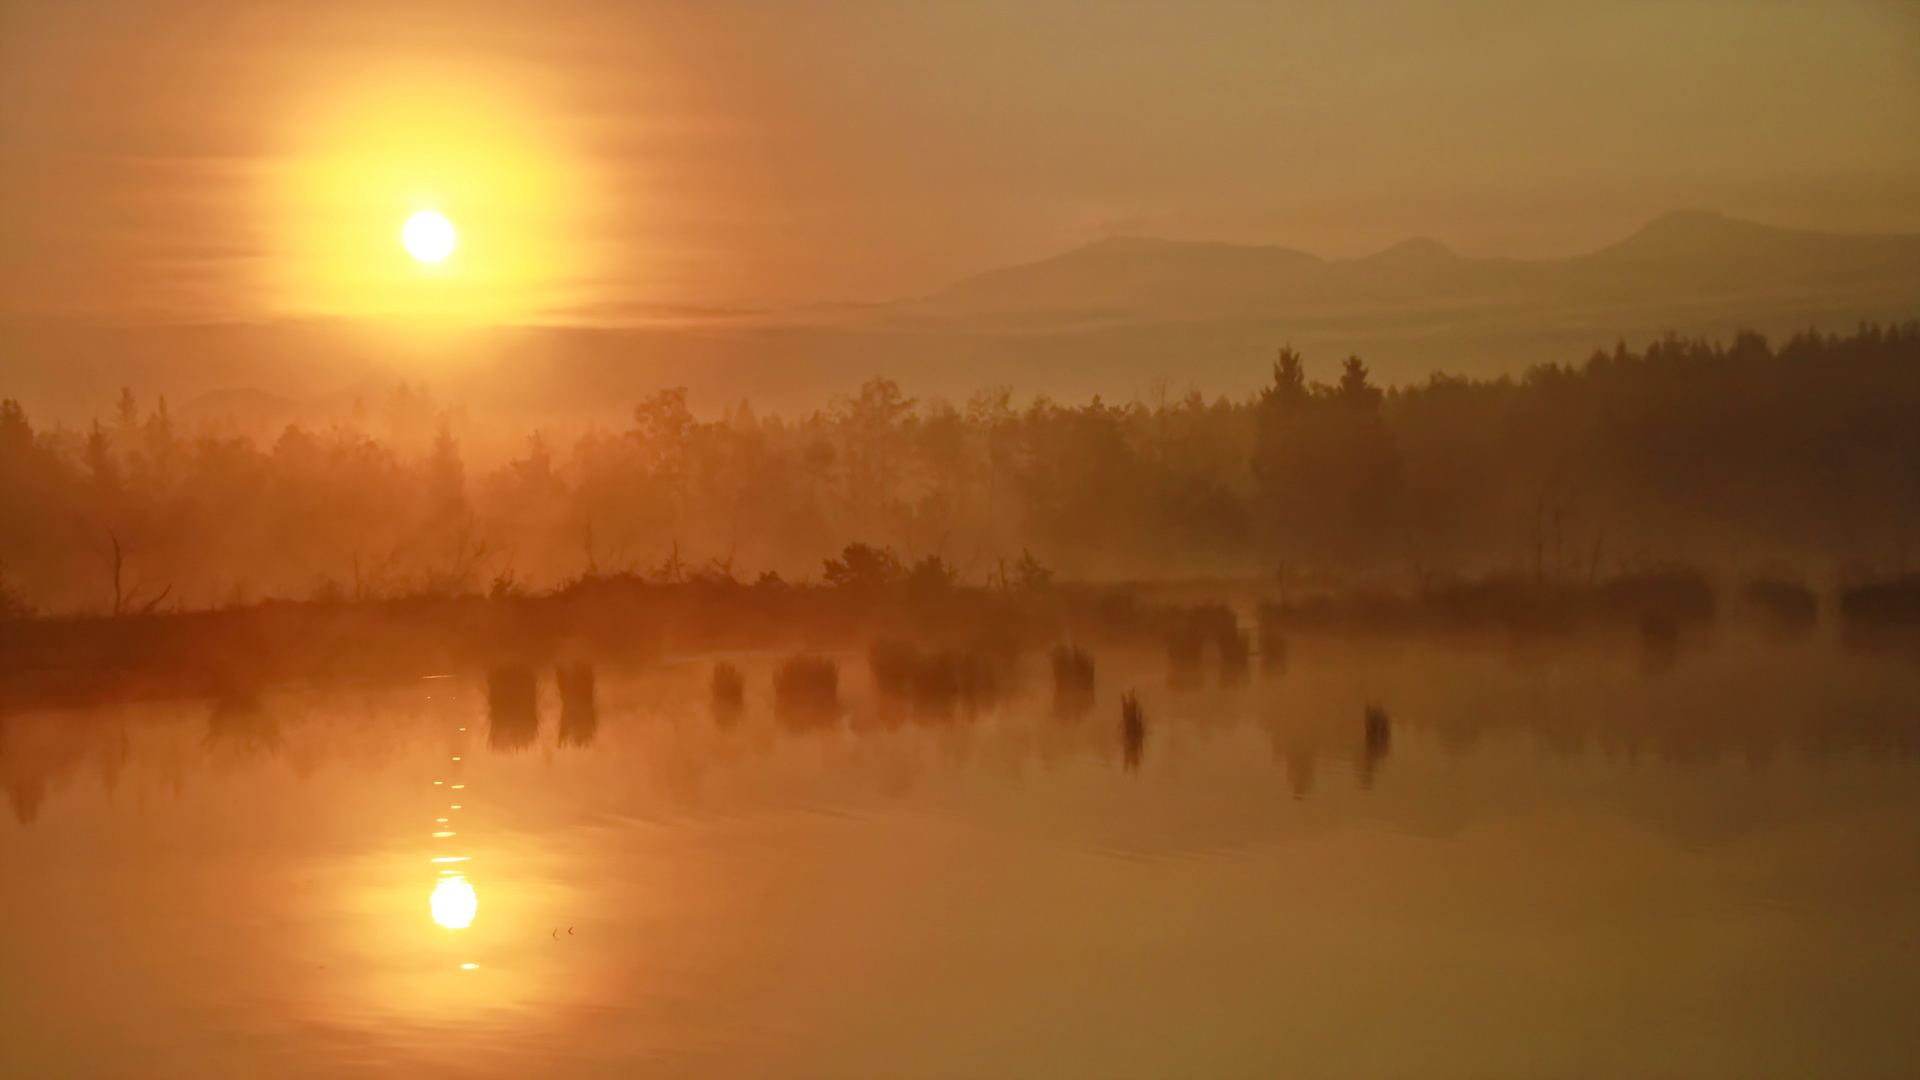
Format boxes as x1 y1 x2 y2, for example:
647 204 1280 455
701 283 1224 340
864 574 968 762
1 0 1917 323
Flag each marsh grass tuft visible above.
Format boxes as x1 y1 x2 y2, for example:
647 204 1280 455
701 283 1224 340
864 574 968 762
710 660 746 724
556 662 596 746
868 636 1008 718
486 664 539 750
1120 690 1146 772
1049 643 1095 718
1359 702 1392 788
774 654 839 728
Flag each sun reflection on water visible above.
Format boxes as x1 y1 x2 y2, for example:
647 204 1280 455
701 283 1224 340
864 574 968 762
425 675 478 932
430 876 478 929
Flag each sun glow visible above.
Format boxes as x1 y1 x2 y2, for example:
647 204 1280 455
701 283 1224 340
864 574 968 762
430 877 478 930
269 70 597 324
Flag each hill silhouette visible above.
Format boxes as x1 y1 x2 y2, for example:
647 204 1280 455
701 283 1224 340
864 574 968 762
4 212 1916 428
897 211 1920 328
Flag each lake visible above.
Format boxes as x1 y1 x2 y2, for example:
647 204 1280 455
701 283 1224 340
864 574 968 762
4 634 1919 1078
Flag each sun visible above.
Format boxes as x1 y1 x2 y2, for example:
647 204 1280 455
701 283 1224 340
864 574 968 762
403 211 457 263
270 70 604 324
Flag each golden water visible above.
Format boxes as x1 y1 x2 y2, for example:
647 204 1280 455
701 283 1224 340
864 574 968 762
3 640 1918 1078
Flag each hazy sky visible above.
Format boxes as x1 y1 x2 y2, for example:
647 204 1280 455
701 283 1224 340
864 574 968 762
2 0 1916 322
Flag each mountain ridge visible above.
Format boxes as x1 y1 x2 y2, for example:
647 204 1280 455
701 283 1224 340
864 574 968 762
899 210 1920 326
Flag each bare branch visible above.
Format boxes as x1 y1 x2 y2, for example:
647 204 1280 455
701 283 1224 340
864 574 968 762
136 583 173 616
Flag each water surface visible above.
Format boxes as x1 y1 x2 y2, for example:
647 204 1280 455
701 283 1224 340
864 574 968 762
4 639 1919 1078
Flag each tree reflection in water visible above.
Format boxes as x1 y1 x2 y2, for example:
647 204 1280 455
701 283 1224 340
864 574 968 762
4 639 1920 824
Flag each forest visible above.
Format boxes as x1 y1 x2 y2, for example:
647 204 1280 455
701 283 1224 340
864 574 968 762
2 321 1919 615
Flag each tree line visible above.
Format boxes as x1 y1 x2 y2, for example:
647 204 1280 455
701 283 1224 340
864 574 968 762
2 321 1917 614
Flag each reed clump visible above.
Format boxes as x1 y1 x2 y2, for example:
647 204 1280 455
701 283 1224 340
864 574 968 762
1049 643 1095 718
710 661 746 726
1263 568 1719 641
1162 604 1244 689
1597 569 1716 628
774 654 839 728
1120 691 1146 772
1359 702 1392 788
869 638 919 699
867 636 1006 717
556 662 596 746
1840 576 1920 633
486 664 539 750
204 691 280 755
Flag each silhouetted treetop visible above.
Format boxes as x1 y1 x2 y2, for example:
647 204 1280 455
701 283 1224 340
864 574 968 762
0 322 1916 610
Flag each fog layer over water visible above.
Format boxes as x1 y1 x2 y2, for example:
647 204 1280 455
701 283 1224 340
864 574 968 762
3 633 1919 1078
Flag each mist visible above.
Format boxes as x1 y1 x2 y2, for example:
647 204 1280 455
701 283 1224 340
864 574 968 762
8 4 1920 1077
2 323 1916 615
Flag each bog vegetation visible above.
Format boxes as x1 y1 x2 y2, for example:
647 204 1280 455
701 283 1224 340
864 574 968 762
2 323 1919 614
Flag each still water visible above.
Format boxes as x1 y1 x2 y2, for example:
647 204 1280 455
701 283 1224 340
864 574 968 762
3 637 1919 1078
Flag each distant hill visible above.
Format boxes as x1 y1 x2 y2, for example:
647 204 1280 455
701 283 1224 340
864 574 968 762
4 212 1917 428
892 210 1920 329
912 235 1332 323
